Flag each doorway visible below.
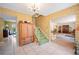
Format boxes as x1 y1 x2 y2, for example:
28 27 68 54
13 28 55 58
50 14 76 49
0 14 17 55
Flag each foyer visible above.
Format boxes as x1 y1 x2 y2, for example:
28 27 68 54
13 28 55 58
0 3 79 55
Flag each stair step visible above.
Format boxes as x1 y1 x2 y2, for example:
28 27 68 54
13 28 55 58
35 27 48 45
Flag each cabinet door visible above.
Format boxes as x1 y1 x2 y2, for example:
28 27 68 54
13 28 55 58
19 22 34 46
27 24 33 42
19 23 28 45
27 24 33 37
21 23 27 38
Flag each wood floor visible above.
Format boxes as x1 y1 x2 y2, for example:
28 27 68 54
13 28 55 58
54 39 75 49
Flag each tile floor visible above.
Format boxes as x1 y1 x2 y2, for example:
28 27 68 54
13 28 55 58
0 35 17 55
15 42 75 55
0 35 75 55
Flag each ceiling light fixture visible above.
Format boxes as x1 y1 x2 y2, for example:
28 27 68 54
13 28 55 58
30 3 40 17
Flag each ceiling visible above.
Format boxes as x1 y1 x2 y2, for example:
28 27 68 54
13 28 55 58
0 3 76 16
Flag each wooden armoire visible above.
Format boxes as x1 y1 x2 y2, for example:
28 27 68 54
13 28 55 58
62 25 69 33
19 21 34 46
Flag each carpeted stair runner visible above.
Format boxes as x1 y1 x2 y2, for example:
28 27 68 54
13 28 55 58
35 27 48 45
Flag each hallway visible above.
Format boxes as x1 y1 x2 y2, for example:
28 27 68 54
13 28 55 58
0 35 17 55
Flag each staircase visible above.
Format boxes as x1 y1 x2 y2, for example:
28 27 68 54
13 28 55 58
35 27 49 45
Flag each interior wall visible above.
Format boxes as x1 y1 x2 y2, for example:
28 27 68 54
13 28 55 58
0 7 32 22
0 17 4 42
36 4 79 41
75 12 79 42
